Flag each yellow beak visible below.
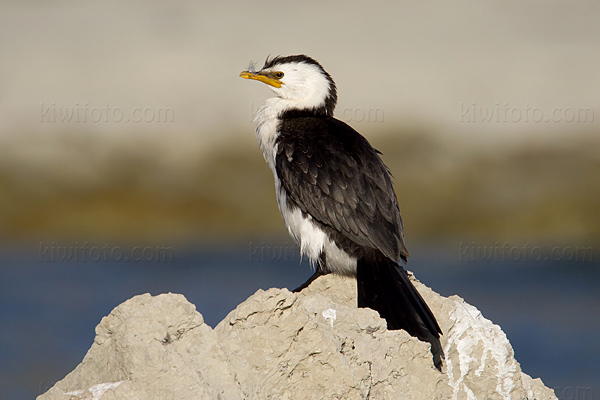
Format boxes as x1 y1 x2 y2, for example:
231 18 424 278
239 71 283 88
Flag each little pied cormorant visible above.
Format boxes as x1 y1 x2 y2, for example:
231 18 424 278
240 54 443 370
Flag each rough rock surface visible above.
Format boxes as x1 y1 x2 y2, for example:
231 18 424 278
38 273 557 400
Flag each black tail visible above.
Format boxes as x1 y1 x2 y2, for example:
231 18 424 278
357 256 444 371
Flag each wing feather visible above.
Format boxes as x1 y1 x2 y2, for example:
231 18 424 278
276 116 409 262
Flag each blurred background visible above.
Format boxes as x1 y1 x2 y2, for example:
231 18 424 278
1 1 599 399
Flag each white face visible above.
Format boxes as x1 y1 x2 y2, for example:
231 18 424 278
260 62 333 111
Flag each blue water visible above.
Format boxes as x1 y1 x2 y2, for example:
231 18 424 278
0 241 598 400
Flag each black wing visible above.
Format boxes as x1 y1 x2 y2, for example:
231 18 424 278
275 116 409 263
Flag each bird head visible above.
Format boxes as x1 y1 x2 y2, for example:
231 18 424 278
240 54 338 116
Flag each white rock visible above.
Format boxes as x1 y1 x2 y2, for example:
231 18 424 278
37 274 557 400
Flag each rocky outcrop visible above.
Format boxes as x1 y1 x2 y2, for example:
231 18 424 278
37 273 557 400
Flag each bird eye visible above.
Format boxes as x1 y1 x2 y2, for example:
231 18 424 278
274 71 284 79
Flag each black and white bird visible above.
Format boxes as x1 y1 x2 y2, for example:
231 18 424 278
240 54 443 370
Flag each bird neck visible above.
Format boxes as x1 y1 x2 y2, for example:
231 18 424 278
258 97 331 121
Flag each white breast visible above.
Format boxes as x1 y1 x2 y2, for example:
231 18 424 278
254 98 281 174
254 98 357 275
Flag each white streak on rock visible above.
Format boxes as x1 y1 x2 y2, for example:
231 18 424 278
445 298 518 400
322 308 336 327
65 381 123 400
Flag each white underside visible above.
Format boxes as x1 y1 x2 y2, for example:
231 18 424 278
254 98 357 275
